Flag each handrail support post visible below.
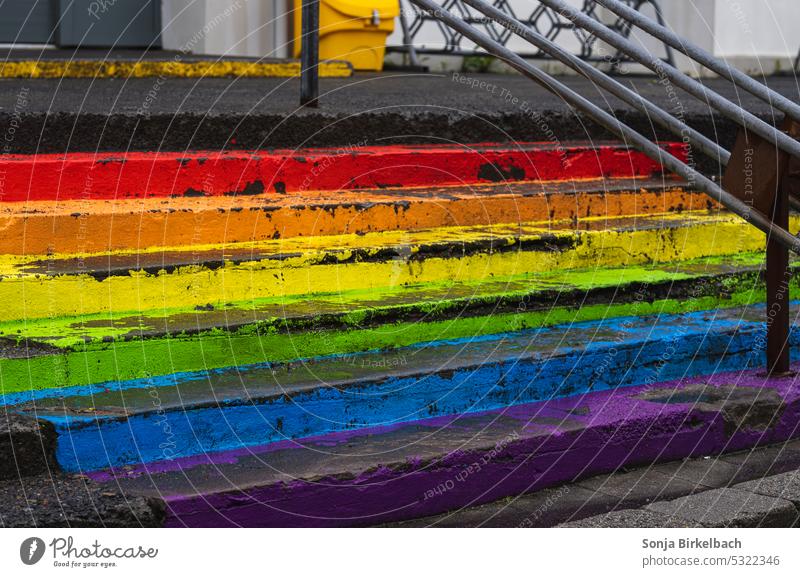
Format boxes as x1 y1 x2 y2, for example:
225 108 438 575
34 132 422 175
767 122 800 374
766 180 791 375
723 120 800 375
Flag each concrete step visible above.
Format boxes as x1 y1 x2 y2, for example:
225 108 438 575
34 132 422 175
1 74 790 156
0 248 792 396
559 450 800 528
0 243 797 394
0 210 783 325
0 178 703 255
6 303 798 473
0 473 164 528
0 142 686 202
78 364 800 527
386 438 800 527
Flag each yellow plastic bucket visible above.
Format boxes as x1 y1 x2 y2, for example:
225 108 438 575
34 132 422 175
294 0 399 71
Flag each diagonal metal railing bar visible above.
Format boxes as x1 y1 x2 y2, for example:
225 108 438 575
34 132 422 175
461 0 728 166
537 0 800 162
408 0 800 255
596 0 800 124
464 0 800 213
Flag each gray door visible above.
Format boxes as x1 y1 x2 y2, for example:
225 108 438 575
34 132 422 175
57 0 161 48
0 1 161 47
0 1 57 44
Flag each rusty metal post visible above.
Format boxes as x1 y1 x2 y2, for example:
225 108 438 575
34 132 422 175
766 179 791 375
723 119 800 375
766 121 800 375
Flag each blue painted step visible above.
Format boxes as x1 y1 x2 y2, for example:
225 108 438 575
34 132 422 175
8 303 799 473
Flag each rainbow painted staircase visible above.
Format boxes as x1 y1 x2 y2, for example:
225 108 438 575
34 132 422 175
2 142 799 527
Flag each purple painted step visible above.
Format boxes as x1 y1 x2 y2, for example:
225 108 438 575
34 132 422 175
89 367 800 527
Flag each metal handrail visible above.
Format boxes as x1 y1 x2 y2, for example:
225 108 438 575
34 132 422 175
596 0 800 123
463 0 800 213
538 0 800 161
410 0 800 253
461 0 728 167
411 0 800 374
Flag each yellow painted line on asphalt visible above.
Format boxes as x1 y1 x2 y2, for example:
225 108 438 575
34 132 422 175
0 59 353 78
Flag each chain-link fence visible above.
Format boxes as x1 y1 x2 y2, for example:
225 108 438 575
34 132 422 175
391 0 674 66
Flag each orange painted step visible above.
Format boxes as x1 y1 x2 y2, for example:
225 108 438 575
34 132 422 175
0 178 711 255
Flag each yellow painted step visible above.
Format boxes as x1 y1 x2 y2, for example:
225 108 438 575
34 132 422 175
0 211 787 322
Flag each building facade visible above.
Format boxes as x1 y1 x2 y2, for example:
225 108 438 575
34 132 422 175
0 0 797 74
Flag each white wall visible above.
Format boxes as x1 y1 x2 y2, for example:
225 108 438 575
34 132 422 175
713 0 797 72
626 0 716 74
161 0 292 58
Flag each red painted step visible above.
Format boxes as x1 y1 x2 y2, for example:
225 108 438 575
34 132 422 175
0 142 687 202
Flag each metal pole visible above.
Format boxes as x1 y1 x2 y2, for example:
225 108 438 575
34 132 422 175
766 120 799 375
408 0 800 254
300 0 320 107
766 177 791 374
463 0 728 166
538 0 800 161
596 0 800 124
399 0 423 68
